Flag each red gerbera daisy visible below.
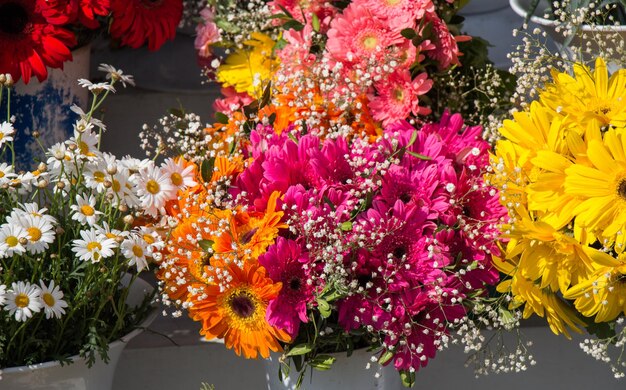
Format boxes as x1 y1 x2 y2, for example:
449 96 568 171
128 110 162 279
38 0 110 29
109 0 183 51
77 0 110 29
0 0 77 83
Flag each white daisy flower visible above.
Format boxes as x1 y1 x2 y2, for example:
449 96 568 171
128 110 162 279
84 160 110 193
119 156 153 176
0 224 28 257
46 142 75 177
70 194 103 226
108 169 139 208
39 280 68 319
77 78 116 93
0 162 16 185
18 203 57 224
121 235 149 271
134 165 176 217
70 105 106 131
21 215 56 254
71 228 117 263
95 222 128 241
4 281 42 322
68 129 101 160
98 64 135 87
161 157 197 190
0 121 15 148
0 284 6 307
137 226 164 253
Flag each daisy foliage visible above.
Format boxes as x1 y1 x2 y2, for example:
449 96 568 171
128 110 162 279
0 66 189 369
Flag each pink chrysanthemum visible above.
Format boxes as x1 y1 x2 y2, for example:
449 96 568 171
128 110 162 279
195 7 220 58
422 11 465 69
259 237 313 338
269 0 337 32
212 87 254 115
368 69 432 126
351 0 434 30
326 4 404 67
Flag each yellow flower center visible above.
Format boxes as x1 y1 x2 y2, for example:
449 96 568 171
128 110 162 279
94 171 106 183
385 0 401 5
27 227 42 242
143 234 155 245
112 179 121 192
106 232 117 239
87 241 102 252
146 180 160 195
5 235 18 247
0 171 4 178
15 293 29 308
394 89 404 102
132 245 144 258
80 204 95 216
0 133 4 141
42 292 55 307
79 141 90 155
617 178 626 200
170 172 183 186
362 35 378 50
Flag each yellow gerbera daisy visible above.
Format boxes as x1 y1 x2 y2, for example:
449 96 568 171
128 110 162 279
502 206 594 293
563 250 626 322
494 254 585 339
565 128 626 251
216 32 279 98
540 57 626 128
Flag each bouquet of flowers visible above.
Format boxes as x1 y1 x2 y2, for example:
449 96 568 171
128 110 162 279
188 0 513 129
0 0 185 84
145 1 519 386
0 66 192 369
489 56 626 377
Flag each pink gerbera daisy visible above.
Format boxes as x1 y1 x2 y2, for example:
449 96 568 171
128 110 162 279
325 4 404 67
368 69 433 126
259 237 313 338
351 0 435 30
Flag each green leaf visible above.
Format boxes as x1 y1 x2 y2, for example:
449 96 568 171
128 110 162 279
309 355 336 371
198 239 214 252
268 112 277 125
214 112 229 124
317 299 331 318
200 157 215 182
286 344 313 356
312 13 320 32
585 319 617 340
406 130 418 148
378 350 394 365
323 195 336 212
275 37 288 51
283 19 304 31
400 28 417 40
340 221 353 231
400 370 415 387
406 150 432 160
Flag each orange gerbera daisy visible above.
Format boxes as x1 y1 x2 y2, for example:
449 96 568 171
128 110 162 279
212 191 286 265
188 262 290 358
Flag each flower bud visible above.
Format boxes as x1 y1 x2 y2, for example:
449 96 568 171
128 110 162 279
118 204 129 213
32 131 40 139
37 162 47 172
123 215 135 225
18 237 28 245
56 181 66 190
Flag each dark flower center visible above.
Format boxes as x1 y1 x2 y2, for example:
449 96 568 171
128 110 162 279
399 192 412 203
289 277 302 291
0 2 29 35
392 245 407 259
239 228 258 245
141 0 164 8
619 179 626 200
229 293 255 319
